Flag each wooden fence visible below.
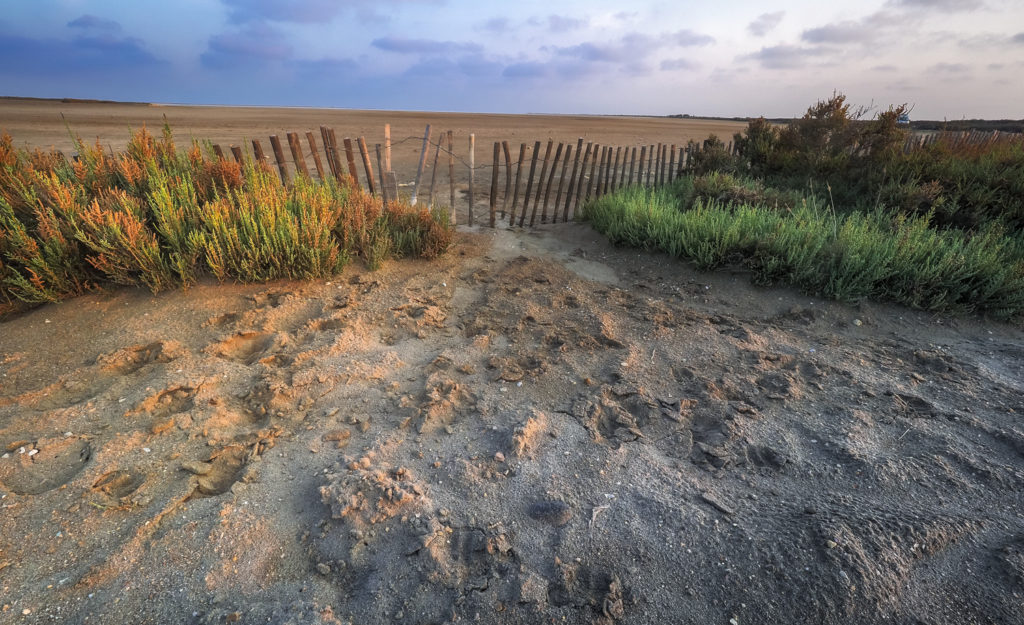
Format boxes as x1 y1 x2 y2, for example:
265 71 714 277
213 125 715 229
901 129 1024 152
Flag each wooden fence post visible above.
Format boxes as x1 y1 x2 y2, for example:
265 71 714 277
661 144 669 185
489 141 500 228
552 144 572 223
637 145 646 187
252 139 268 170
342 137 359 187
585 144 601 201
501 141 512 219
305 132 326 180
410 124 431 206
320 126 338 179
375 143 389 207
610 147 621 193
384 124 391 173
229 145 243 164
427 135 442 208
510 142 527 227
287 132 309 178
541 142 563 223
520 140 541 227
357 137 375 195
468 133 475 226
531 140 553 226
646 145 655 186
563 138 584 222
668 144 676 183
628 147 637 186
269 135 290 185
212 144 225 160
570 141 592 219
447 131 455 224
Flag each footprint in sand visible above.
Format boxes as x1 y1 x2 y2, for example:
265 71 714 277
208 332 279 365
92 468 146 506
0 437 92 495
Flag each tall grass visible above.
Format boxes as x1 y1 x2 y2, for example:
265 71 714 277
584 184 1024 320
0 126 453 315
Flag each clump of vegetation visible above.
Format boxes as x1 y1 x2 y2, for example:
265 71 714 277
0 126 453 315
587 92 1024 321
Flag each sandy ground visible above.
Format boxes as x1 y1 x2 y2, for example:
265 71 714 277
1 221 1023 624
0 98 744 223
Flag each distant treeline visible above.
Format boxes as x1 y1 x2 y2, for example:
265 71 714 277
668 114 1024 134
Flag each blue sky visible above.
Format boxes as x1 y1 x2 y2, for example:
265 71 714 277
1 0 1022 119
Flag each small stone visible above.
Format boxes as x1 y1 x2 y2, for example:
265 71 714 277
317 563 331 575
826 540 838 549
22 608 31 615
444 425 454 435
804 505 817 515
494 452 505 463
852 318 863 326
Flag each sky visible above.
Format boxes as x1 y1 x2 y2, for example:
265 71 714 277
1 0 1022 119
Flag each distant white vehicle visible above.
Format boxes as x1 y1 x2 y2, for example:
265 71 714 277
897 113 910 126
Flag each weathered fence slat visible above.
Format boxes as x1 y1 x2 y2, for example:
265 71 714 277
287 132 310 178
447 131 455 224
269 135 290 185
510 142 527 227
668 144 676 184
489 141 500 228
212 144 225 160
468 133 475 226
410 124 431 206
563 138 584 222
357 137 375 195
501 141 512 219
375 144 389 207
530 140 553 227
251 139 268 169
320 126 338 179
427 135 442 208
384 124 392 173
520 141 540 227
586 144 601 202
553 144 572 223
541 142 564 223
572 142 593 218
230 145 244 164
628 146 637 186
339 136 358 186
637 145 646 187
305 132 326 180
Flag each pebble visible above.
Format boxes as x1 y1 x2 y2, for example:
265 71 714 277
528 500 573 527
853 318 863 326
826 540 838 549
494 452 505 463
804 505 817 515
317 563 331 575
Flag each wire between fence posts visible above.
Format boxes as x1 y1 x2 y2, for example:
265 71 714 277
410 124 431 206
541 142 563 224
269 135 290 185
563 138 584 223
510 143 526 227
490 141 500 228
357 137 375 196
520 140 541 227
468 133 475 226
571 141 592 219
305 131 326 180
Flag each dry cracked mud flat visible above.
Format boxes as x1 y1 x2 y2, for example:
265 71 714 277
1 224 1023 625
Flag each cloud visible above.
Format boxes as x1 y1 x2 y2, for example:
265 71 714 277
1013 33 1024 44
802 21 873 44
553 33 658 63
871 64 899 72
928 62 969 73
0 30 164 76
201 23 293 69
371 37 482 55
220 0 440 24
502 62 546 79
741 44 830 69
672 29 715 46
748 12 784 37
660 58 699 71
547 15 587 33
67 15 122 33
887 0 984 11
482 17 509 33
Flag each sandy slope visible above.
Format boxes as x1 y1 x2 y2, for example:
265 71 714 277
1 223 1022 624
